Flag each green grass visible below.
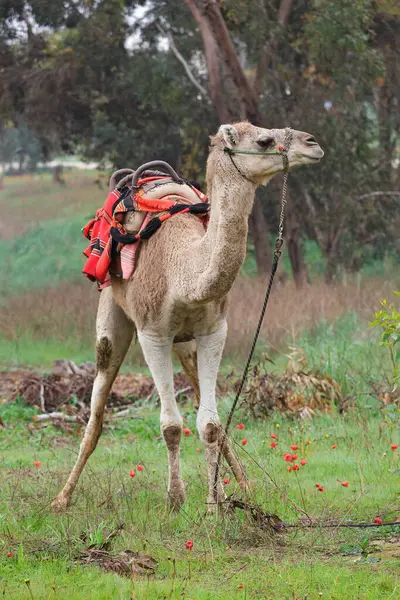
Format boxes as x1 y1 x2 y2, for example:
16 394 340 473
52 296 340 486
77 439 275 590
0 216 92 294
0 171 103 298
0 336 97 369
0 398 399 599
294 312 388 395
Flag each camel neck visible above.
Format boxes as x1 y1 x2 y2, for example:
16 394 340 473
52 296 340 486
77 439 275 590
192 157 257 302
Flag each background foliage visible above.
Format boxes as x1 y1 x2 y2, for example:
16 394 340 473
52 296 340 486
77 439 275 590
0 0 399 281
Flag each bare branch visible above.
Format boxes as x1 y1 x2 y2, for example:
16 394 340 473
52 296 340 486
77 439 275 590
357 191 400 200
156 23 209 100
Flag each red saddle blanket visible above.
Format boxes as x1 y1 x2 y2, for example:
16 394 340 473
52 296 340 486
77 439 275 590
82 177 208 287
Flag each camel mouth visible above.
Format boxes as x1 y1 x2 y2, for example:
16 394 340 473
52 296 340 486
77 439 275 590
301 148 324 162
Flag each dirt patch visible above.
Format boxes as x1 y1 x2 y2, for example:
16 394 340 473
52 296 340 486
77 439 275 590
1 354 350 420
0 361 197 421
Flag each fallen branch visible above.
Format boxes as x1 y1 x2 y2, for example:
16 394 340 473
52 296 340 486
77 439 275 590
283 520 400 529
33 412 79 422
175 386 192 398
110 408 143 420
39 384 45 412
223 498 399 531
225 498 284 532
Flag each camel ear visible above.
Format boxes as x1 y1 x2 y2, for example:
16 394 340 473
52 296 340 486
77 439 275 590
219 124 239 148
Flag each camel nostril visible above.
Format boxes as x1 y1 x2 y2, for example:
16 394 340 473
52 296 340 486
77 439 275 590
305 136 317 145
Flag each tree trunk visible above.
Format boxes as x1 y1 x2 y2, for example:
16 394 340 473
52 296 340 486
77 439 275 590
377 81 393 183
285 207 308 288
248 196 272 276
324 252 338 283
183 0 286 273
200 0 262 124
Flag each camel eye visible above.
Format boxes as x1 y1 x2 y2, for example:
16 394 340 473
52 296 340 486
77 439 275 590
257 137 275 149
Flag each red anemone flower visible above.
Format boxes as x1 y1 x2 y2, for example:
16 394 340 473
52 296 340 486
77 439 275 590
290 445 298 451
374 517 382 525
136 465 143 472
391 443 398 451
129 470 136 478
331 444 337 449
271 433 277 440
34 461 41 468
7 553 12 558
270 442 278 448
292 464 300 471
241 439 248 445
342 481 349 487
183 428 191 436
185 539 194 551
223 477 230 485
300 459 307 466
237 423 245 430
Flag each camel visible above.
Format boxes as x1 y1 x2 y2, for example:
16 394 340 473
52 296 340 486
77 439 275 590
51 122 323 511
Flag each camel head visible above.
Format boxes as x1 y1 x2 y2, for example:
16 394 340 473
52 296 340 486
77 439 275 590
210 121 324 185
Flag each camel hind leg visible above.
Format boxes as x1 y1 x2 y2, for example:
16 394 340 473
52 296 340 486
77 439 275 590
51 287 134 511
173 340 200 408
173 339 248 493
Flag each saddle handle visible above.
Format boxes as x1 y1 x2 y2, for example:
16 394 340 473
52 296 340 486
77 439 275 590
131 161 182 188
109 169 134 191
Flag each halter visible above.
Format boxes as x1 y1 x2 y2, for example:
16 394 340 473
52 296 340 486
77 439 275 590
219 127 293 185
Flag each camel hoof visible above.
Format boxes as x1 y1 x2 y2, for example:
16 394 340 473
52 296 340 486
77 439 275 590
51 494 70 512
167 483 186 512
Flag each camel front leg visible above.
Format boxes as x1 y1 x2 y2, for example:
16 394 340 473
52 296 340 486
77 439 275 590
137 331 185 511
195 321 230 508
174 341 247 492
51 289 134 511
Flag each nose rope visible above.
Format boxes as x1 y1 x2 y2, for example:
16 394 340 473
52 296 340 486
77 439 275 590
213 127 293 504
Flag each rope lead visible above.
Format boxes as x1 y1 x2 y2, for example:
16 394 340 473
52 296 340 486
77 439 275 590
213 128 293 502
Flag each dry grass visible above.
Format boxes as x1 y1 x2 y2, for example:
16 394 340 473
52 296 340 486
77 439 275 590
225 275 391 354
0 276 391 362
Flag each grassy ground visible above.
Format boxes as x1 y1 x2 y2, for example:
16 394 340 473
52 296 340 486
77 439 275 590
0 396 399 600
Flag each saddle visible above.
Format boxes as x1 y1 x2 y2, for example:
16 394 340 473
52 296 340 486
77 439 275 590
82 161 209 288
